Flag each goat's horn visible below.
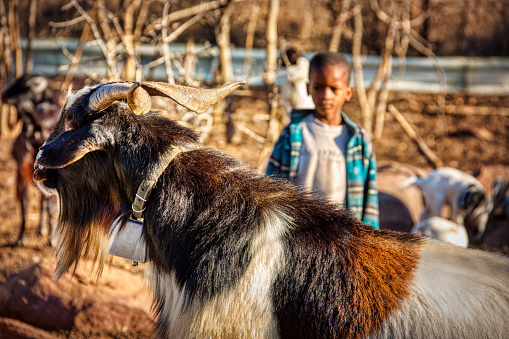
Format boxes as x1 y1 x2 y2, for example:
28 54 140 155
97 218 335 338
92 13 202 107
88 81 152 115
140 81 245 113
88 82 133 113
127 82 152 115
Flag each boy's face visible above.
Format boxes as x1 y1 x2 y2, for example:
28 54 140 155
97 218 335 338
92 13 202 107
307 65 353 125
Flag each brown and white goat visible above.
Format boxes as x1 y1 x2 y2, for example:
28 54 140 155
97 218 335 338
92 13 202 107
34 81 509 338
2 75 60 246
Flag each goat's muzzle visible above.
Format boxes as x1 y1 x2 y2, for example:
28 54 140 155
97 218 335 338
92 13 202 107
33 161 46 183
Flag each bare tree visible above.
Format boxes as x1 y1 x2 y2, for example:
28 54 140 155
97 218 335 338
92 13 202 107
0 0 12 82
257 0 280 171
51 0 221 85
215 0 235 84
329 0 444 140
242 0 260 78
328 0 353 52
24 0 37 74
8 0 22 77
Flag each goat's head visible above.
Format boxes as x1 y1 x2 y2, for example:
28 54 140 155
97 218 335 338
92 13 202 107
462 186 493 241
2 75 50 105
33 80 244 277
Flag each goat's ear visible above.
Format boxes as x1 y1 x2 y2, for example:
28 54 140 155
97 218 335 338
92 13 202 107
36 126 104 169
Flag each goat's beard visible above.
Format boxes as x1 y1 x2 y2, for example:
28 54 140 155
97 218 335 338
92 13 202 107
53 217 113 280
52 167 125 280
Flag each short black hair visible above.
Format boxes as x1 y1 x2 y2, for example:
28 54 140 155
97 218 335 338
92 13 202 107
309 52 352 84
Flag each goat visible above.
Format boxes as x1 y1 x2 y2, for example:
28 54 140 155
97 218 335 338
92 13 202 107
404 167 493 242
33 81 509 338
1 75 60 246
411 217 469 248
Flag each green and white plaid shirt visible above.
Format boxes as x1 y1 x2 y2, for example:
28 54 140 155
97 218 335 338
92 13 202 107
266 109 379 229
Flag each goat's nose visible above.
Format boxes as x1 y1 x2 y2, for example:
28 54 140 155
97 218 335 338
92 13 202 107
34 162 40 170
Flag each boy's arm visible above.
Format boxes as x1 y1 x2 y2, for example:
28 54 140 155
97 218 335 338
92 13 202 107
361 133 380 229
363 154 380 229
266 127 291 179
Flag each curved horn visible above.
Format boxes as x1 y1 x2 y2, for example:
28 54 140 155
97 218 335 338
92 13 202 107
127 82 152 115
88 81 152 115
88 82 133 113
140 81 245 113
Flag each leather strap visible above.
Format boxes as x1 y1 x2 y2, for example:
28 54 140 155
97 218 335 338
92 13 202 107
132 148 181 219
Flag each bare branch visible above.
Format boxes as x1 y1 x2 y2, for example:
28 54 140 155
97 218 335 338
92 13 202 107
243 0 260 77
160 1 175 84
60 4 97 92
388 104 443 169
216 1 235 84
351 4 372 133
69 0 119 79
144 0 228 35
369 0 428 29
59 44 103 82
106 10 142 79
49 15 86 28
265 0 279 86
164 13 204 45
235 121 266 144
329 0 352 52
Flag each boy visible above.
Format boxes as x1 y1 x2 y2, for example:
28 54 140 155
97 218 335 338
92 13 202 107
266 51 379 228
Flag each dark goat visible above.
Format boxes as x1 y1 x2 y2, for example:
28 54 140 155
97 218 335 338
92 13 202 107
34 81 509 338
2 75 60 245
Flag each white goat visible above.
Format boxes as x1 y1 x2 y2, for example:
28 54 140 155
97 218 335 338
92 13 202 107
405 167 492 242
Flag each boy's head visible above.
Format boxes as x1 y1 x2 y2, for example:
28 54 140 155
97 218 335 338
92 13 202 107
307 52 353 125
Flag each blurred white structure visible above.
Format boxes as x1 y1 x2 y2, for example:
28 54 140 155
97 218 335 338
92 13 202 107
411 217 469 248
279 55 315 114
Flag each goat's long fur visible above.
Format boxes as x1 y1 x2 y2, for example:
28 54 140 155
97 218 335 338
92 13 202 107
34 83 509 338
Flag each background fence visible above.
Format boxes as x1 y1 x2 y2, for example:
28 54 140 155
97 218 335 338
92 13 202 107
24 38 509 95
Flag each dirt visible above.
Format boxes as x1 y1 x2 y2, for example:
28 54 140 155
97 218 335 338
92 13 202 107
0 89 507 337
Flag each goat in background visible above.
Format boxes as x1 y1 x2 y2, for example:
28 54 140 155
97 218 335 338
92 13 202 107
404 167 493 243
2 75 60 246
34 81 509 338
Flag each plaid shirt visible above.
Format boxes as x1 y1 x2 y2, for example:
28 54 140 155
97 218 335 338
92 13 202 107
266 110 379 229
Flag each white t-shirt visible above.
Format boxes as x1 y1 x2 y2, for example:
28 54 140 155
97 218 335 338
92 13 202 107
296 114 352 204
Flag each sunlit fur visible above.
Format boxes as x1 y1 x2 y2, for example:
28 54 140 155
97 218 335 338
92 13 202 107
34 83 509 339
375 241 509 338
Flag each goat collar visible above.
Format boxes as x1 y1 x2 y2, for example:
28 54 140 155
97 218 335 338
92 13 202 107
132 147 181 219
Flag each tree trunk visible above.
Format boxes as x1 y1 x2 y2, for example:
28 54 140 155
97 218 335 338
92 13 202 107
329 0 352 52
121 0 142 81
351 4 373 134
258 0 280 172
216 1 235 84
8 0 22 77
0 0 12 82
264 0 279 86
25 0 37 74
242 0 260 78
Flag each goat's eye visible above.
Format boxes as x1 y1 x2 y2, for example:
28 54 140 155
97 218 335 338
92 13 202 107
65 118 77 132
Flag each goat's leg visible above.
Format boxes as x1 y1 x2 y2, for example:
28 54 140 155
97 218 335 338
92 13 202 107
16 188 28 246
450 204 464 225
420 194 443 221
